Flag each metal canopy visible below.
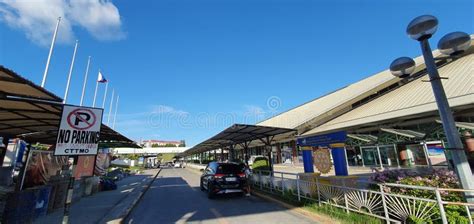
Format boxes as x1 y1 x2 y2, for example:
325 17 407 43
0 66 138 148
17 124 139 147
182 124 296 156
436 120 474 130
0 97 63 138
0 66 63 139
380 128 426 139
0 66 62 102
347 134 378 143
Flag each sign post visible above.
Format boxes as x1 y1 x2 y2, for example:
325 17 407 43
55 105 103 224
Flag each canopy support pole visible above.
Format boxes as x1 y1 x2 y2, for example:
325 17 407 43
259 136 275 173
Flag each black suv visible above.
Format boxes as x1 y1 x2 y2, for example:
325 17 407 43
200 162 247 198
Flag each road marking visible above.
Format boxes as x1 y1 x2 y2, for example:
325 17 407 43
156 184 189 188
210 208 230 224
175 211 196 224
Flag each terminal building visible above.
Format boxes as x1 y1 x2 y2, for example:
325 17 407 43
183 36 474 172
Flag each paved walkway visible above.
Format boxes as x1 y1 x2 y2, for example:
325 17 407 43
34 169 159 224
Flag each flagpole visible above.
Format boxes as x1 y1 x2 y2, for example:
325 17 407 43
92 69 100 107
41 17 61 88
80 56 91 106
63 40 79 104
113 95 119 129
107 89 114 125
102 81 109 109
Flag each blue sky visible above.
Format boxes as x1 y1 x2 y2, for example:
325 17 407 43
0 0 473 146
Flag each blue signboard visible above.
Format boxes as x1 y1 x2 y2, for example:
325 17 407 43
298 131 348 176
297 131 347 147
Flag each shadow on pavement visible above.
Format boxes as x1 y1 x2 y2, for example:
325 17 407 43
35 171 157 224
126 168 312 224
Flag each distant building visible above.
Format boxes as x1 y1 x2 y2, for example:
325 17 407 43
141 140 186 148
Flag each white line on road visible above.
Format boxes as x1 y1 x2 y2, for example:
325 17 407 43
175 211 196 224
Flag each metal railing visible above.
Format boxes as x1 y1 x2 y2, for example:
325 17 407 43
250 170 474 224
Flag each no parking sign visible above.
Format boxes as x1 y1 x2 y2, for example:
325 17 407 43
55 105 103 156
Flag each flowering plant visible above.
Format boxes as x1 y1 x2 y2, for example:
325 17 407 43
370 168 469 223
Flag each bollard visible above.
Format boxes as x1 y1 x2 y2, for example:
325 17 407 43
62 176 75 224
296 174 301 201
281 173 285 194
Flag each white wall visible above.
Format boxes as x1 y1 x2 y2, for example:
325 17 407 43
112 147 189 154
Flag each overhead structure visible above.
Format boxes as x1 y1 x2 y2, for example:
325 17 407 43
0 66 63 101
301 51 474 137
182 124 296 156
0 66 63 139
436 120 474 130
182 124 295 171
0 66 139 148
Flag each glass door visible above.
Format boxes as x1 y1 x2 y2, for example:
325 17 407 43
361 146 378 166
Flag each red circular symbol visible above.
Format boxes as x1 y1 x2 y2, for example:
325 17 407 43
67 108 97 130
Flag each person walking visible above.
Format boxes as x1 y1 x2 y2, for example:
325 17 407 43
244 164 252 196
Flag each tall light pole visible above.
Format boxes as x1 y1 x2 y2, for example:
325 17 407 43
390 15 474 203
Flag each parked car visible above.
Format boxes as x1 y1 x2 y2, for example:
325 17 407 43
200 162 247 199
174 162 183 168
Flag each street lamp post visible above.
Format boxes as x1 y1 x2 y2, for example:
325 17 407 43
390 15 474 203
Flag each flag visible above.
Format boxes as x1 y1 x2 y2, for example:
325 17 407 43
97 71 108 83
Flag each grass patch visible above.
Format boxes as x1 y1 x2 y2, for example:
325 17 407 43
252 186 382 224
305 203 382 224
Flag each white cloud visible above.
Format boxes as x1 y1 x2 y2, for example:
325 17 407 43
152 105 189 116
243 105 265 116
0 0 124 46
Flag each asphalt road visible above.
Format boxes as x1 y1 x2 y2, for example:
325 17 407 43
125 167 317 224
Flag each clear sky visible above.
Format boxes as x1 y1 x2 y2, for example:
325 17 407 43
0 0 473 146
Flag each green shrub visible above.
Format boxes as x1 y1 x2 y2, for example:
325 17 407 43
407 215 432 224
305 204 382 224
445 207 470 224
252 157 270 171
371 169 469 223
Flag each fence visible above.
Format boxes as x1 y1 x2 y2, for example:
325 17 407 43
250 170 474 224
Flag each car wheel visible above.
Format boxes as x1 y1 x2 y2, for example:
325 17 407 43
200 180 205 191
207 183 215 199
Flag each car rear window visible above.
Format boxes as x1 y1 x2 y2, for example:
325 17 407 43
216 164 244 174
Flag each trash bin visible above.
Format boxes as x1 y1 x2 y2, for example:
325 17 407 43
3 189 36 224
50 179 69 210
32 185 52 219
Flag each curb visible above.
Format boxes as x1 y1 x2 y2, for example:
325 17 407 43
99 168 162 224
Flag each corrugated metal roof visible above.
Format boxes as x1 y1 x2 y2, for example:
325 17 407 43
257 56 428 132
302 52 474 137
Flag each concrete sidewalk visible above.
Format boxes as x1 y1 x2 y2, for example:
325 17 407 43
34 169 160 224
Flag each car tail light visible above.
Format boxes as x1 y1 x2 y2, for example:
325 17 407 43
214 174 225 179
238 173 245 178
